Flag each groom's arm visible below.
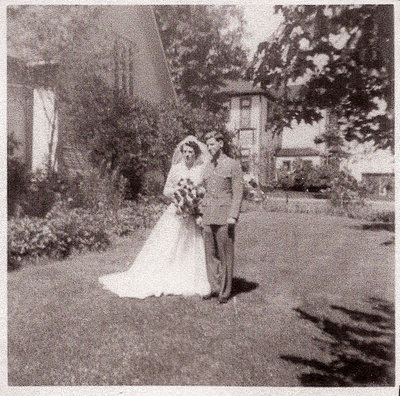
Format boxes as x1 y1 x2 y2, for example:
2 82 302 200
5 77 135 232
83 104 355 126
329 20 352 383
228 159 244 221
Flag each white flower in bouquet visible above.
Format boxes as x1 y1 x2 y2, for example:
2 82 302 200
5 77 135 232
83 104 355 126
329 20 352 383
173 178 204 219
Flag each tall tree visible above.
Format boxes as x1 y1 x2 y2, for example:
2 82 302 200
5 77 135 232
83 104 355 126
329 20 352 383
7 5 101 62
251 5 394 152
155 5 249 111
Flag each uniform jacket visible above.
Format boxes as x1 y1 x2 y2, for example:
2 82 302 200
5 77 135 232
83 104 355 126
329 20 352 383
200 153 244 225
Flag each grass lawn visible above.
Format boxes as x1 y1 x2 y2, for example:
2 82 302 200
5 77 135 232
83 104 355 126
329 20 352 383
8 209 395 386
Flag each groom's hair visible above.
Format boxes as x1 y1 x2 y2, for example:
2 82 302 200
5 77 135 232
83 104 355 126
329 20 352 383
180 140 202 159
204 131 224 144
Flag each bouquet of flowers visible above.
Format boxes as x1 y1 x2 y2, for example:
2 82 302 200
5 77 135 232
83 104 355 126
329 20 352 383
173 178 206 219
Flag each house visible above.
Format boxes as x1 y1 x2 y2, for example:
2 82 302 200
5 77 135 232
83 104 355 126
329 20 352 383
7 55 59 171
220 78 394 195
218 79 283 186
342 141 394 197
218 79 325 185
7 5 176 175
276 148 321 172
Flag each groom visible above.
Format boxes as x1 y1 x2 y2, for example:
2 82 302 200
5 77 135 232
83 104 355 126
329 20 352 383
198 131 244 304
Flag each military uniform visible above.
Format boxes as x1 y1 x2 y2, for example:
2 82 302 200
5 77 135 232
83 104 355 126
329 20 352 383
200 153 244 300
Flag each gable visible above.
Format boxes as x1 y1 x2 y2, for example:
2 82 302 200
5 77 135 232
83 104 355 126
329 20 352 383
97 5 176 104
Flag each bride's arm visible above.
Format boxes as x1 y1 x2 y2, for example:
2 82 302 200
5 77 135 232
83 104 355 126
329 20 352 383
163 164 180 199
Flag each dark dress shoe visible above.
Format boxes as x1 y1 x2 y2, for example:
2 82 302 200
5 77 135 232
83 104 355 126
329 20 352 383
202 292 218 300
218 297 229 304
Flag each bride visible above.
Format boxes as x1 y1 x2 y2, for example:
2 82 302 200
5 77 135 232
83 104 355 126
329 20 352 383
99 136 211 298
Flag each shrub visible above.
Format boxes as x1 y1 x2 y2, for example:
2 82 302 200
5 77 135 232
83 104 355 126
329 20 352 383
140 170 166 197
327 170 369 208
8 208 110 269
7 194 168 268
63 167 127 214
111 197 167 236
277 160 332 192
66 77 234 198
19 168 61 218
7 137 30 217
243 175 264 201
365 210 395 223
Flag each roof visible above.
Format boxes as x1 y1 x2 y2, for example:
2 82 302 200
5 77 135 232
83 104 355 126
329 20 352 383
218 79 302 102
276 147 321 157
218 79 266 95
8 6 176 104
7 55 58 88
362 172 394 177
97 5 177 104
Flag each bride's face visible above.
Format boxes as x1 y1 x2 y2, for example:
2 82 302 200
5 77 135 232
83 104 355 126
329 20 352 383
182 145 196 165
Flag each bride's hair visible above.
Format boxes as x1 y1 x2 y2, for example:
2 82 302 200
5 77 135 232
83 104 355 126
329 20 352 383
171 135 210 166
180 140 202 159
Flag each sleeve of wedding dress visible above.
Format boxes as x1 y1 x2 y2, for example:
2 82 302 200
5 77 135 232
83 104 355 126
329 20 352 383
163 164 180 198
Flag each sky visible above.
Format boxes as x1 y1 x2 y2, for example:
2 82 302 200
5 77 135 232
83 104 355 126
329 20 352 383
241 5 283 57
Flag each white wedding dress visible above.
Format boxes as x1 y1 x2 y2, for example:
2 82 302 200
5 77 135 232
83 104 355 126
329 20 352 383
99 161 211 298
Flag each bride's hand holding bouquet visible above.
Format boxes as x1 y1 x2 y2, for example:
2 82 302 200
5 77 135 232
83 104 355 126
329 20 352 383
173 178 205 222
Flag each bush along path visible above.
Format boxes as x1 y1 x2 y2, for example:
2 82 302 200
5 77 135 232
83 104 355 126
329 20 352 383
8 209 394 386
7 199 168 270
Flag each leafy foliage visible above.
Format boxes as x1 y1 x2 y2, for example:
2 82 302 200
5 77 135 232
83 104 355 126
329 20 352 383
327 171 369 208
276 159 371 208
8 208 110 269
20 169 59 218
8 5 237 198
7 5 101 62
277 160 331 192
251 5 394 151
155 5 248 110
7 137 30 216
7 196 168 269
66 76 232 197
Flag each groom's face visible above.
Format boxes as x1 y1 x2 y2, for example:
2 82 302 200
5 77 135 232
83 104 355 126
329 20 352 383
206 137 223 157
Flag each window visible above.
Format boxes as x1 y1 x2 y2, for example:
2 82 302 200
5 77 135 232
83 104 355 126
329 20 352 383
241 161 250 173
222 100 231 122
282 160 291 171
223 100 231 111
303 160 313 167
240 148 251 173
240 97 251 129
114 39 135 97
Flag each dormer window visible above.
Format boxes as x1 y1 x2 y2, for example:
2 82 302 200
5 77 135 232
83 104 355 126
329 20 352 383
240 97 251 129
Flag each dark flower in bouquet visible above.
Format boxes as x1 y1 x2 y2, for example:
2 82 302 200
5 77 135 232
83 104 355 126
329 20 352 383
173 178 206 219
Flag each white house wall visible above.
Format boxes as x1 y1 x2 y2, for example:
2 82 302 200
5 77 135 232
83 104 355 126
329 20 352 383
251 95 261 159
228 95 262 153
226 97 239 132
342 141 394 180
276 155 322 169
32 88 58 171
260 96 269 148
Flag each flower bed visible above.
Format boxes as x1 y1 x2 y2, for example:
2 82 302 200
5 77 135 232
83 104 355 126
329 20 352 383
8 209 110 269
8 196 168 270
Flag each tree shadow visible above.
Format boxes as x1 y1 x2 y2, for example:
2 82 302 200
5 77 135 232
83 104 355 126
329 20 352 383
350 223 395 232
280 297 395 386
230 277 259 297
381 237 394 246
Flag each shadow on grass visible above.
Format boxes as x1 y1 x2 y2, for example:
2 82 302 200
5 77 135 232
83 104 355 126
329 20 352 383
230 277 259 297
281 297 395 386
350 223 395 232
381 237 395 246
